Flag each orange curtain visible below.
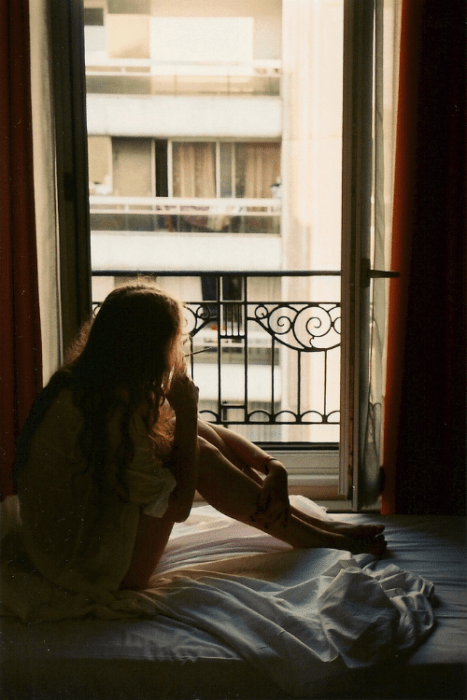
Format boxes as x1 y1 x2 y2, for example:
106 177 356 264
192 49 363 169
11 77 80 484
382 1 466 515
0 0 43 499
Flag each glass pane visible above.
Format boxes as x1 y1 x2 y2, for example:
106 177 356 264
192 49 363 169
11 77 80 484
85 0 345 452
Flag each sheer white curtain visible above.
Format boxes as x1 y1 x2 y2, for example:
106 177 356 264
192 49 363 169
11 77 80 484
339 0 400 508
361 0 401 505
29 0 61 382
241 143 281 198
172 142 216 198
172 142 232 231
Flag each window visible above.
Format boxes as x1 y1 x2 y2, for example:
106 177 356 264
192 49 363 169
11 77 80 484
172 141 281 199
172 143 216 198
85 0 339 458
79 0 400 505
89 137 281 199
88 137 281 234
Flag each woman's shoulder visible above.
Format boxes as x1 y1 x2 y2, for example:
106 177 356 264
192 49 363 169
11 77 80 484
27 371 78 426
14 372 78 482
17 385 85 492
36 378 81 422
29 386 83 451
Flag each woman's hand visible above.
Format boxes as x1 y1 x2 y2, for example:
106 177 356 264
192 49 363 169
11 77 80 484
253 462 290 528
166 372 199 418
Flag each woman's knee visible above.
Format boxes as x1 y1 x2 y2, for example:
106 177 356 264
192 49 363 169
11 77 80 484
198 436 222 464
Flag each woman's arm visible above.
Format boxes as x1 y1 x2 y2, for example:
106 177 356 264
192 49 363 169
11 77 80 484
198 421 290 527
120 510 175 590
203 422 286 479
120 374 199 590
164 373 199 523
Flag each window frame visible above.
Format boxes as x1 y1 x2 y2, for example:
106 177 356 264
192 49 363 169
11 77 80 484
49 0 92 351
48 0 387 507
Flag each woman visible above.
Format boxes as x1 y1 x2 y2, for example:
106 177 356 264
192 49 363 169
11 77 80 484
14 281 385 595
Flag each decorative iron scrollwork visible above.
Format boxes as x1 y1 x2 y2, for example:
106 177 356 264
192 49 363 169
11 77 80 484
184 303 218 336
252 303 340 351
93 273 342 430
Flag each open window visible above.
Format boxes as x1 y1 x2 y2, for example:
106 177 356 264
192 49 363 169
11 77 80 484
34 0 399 509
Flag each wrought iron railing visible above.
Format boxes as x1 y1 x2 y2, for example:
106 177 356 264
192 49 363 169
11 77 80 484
92 270 341 444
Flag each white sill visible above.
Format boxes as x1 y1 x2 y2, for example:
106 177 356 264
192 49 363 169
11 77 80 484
194 448 354 510
269 449 346 503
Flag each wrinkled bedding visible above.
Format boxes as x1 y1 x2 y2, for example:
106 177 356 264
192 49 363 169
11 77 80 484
0 496 449 698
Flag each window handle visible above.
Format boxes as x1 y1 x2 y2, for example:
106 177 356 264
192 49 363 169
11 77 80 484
361 258 399 288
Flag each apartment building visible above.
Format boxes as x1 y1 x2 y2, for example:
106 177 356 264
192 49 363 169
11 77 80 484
83 0 343 462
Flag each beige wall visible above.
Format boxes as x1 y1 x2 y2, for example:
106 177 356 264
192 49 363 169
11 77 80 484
112 138 153 196
150 0 281 59
88 135 112 191
107 14 150 58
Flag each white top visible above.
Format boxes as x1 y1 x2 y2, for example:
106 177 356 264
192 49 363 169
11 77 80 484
18 389 176 594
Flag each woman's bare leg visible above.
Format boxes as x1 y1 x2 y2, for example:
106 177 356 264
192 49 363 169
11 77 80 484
120 511 175 589
197 421 264 484
196 437 385 555
198 421 385 542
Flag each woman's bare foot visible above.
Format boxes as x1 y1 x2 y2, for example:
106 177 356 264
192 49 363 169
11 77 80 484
291 507 385 541
325 530 387 556
346 532 387 556
322 521 386 555
324 520 385 539
290 509 387 555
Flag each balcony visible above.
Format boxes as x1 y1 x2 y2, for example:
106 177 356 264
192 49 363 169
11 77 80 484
85 58 281 97
92 270 340 439
92 270 342 498
89 195 281 235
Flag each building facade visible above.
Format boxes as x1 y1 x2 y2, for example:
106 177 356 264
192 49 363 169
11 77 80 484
84 0 344 452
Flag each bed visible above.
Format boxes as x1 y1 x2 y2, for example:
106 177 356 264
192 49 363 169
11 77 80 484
0 495 465 700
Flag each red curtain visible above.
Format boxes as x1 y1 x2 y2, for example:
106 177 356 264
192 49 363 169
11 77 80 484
382 1 466 514
0 0 43 500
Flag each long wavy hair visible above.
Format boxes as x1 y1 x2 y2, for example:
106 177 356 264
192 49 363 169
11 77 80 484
14 281 185 502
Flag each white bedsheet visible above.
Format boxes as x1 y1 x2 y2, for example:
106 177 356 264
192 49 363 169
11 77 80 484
0 496 435 697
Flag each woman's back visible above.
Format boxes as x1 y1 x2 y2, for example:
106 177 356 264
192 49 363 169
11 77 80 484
18 388 175 594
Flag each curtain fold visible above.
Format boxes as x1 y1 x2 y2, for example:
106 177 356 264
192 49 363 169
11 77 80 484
0 0 43 500
173 143 216 198
382 0 466 515
242 143 281 198
30 0 62 385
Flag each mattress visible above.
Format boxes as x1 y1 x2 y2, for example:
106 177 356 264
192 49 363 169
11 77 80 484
0 497 465 700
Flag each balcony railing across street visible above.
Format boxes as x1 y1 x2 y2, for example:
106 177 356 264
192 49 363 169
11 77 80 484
92 271 341 445
85 58 282 77
85 58 281 96
89 196 281 235
89 196 281 217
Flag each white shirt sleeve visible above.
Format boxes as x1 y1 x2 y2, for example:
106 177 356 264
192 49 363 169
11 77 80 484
125 414 177 518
